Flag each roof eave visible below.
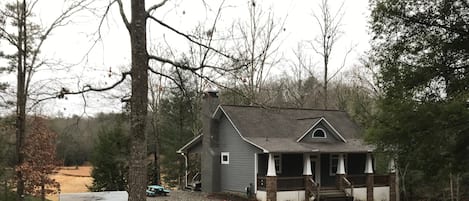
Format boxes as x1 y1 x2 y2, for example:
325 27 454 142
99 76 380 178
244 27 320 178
176 133 203 154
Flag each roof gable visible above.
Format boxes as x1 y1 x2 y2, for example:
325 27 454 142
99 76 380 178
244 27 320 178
296 117 347 143
213 106 268 152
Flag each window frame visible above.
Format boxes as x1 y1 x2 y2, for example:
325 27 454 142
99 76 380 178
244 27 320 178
221 152 229 164
273 154 282 174
312 128 327 138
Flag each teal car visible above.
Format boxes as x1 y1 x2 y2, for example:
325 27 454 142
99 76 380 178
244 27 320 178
146 185 170 196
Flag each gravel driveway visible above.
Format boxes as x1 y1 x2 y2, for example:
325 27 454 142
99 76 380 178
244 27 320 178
146 190 224 201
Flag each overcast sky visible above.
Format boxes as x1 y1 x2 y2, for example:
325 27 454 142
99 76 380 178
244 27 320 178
0 0 371 117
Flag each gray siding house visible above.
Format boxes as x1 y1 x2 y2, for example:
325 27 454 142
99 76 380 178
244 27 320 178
177 89 397 201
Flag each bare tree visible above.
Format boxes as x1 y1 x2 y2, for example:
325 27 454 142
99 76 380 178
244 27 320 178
283 43 319 108
228 0 286 104
310 0 350 109
0 0 91 200
147 63 166 186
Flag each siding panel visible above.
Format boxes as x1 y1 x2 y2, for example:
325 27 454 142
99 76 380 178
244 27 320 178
218 115 262 192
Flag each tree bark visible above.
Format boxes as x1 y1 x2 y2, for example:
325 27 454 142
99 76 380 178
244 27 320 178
128 0 149 200
41 178 45 201
16 0 27 200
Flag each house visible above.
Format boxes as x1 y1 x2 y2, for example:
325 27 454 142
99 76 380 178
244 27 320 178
177 88 397 201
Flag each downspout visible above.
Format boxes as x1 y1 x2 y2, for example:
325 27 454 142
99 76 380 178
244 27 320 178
181 153 188 188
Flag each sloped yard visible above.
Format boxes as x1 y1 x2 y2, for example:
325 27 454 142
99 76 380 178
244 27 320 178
147 191 251 201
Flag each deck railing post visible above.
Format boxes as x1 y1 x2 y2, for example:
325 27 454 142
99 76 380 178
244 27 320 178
336 154 346 190
389 158 397 201
303 154 313 201
365 152 374 201
304 175 313 201
266 176 277 201
266 153 277 201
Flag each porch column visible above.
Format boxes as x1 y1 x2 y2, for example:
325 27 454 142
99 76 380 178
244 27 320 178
336 153 346 190
389 158 397 201
365 153 374 201
266 153 277 201
303 154 313 201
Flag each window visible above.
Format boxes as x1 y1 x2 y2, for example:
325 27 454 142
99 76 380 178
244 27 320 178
330 154 347 176
312 128 326 138
221 152 229 164
274 154 282 174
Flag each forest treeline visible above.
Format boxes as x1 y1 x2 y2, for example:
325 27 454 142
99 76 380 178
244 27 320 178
0 69 374 198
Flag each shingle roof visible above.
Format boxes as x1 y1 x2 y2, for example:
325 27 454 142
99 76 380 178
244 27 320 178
217 105 373 153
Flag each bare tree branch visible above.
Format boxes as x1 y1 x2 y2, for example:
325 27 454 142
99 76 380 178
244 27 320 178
26 0 94 97
147 66 183 90
116 0 130 32
328 43 355 82
146 15 235 60
73 0 114 66
148 53 244 72
146 0 169 13
30 72 131 107
197 0 225 69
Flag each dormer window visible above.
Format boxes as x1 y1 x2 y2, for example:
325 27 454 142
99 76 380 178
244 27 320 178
312 128 326 138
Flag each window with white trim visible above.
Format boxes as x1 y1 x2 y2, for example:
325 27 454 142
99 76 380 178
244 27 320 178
274 154 282 174
312 128 327 138
221 152 229 164
329 154 347 176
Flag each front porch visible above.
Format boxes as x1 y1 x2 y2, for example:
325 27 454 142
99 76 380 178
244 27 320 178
255 152 397 201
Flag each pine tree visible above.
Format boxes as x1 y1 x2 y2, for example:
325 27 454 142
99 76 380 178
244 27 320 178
89 123 129 192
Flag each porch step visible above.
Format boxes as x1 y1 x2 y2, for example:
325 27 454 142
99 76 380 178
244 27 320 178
317 189 352 201
319 197 353 201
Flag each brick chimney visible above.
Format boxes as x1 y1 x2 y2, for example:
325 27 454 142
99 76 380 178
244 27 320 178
201 85 220 192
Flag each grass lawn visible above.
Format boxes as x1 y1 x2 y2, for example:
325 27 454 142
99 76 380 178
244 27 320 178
0 191 51 201
47 166 93 201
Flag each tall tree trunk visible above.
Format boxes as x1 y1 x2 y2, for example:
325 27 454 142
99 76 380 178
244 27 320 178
4 178 7 200
323 53 328 110
16 0 27 200
450 172 454 201
151 119 160 185
128 0 149 200
153 137 160 184
41 177 45 201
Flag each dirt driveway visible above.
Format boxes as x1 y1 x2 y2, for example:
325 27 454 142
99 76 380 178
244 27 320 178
147 191 220 201
147 190 250 201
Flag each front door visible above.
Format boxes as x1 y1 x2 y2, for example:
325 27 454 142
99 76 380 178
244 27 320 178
310 154 320 184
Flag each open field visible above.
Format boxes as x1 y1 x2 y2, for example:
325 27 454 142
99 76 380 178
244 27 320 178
46 166 93 201
45 166 249 201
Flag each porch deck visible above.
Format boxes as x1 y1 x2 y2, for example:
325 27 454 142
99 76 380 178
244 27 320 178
257 176 305 191
257 174 390 191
